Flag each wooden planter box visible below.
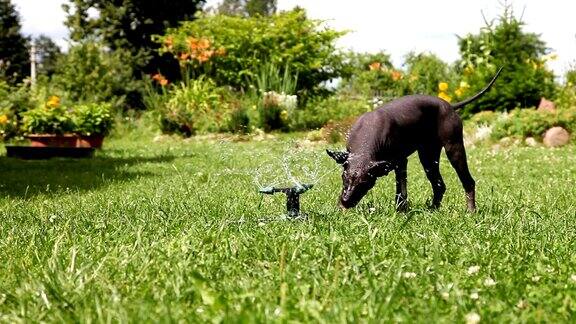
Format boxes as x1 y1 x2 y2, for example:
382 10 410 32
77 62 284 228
25 134 105 149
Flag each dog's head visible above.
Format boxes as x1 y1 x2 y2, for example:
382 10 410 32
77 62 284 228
327 149 393 208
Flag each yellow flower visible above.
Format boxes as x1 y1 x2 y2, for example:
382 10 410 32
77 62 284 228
46 95 60 108
438 92 452 102
0 114 8 125
459 81 470 89
455 88 464 98
438 82 449 92
463 65 474 76
280 110 289 121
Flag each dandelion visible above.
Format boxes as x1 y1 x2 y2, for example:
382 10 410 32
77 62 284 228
0 114 8 125
455 88 464 97
438 82 449 92
402 272 417 279
467 265 480 275
369 62 381 71
483 277 496 287
465 312 481 324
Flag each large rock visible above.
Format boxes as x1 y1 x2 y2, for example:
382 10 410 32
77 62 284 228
537 97 556 112
543 127 570 147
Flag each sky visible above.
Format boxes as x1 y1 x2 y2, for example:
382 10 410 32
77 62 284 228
12 0 576 77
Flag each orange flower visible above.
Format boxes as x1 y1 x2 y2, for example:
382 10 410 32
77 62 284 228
187 37 199 50
46 95 60 108
179 53 190 61
164 36 174 49
197 38 211 50
369 62 381 71
391 70 402 81
0 114 8 125
152 73 169 86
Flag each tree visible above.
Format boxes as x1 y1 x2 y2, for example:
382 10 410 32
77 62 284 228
0 0 30 84
216 0 276 17
34 35 62 77
457 5 555 116
62 0 206 77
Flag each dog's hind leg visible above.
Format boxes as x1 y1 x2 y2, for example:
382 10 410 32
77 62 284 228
394 158 408 212
444 141 476 212
418 146 446 209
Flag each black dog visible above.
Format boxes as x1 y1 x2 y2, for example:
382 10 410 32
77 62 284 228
327 67 502 212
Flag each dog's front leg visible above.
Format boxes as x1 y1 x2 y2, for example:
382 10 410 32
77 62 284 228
394 158 408 212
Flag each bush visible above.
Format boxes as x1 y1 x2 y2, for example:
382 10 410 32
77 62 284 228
20 98 114 136
157 9 347 100
149 77 235 136
457 6 556 117
289 95 370 131
51 42 141 110
490 107 576 139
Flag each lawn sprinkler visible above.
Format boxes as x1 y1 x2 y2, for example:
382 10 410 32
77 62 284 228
259 184 313 218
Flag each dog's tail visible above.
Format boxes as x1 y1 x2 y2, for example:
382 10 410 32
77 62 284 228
451 66 504 110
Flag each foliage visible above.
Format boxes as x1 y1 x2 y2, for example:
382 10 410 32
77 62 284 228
19 95 114 135
457 6 556 117
158 9 348 100
33 35 63 77
0 0 30 85
216 0 277 17
148 76 235 136
338 51 398 98
403 52 458 97
289 95 370 131
490 107 576 139
72 102 114 135
62 0 206 78
51 42 140 110
20 98 74 135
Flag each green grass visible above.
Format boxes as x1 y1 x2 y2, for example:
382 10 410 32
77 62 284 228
1 127 575 322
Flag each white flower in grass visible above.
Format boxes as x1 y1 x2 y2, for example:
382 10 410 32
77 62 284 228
483 278 496 287
467 265 480 275
570 274 576 283
516 299 528 309
465 312 481 324
470 291 479 300
440 291 450 300
531 275 541 283
402 272 417 279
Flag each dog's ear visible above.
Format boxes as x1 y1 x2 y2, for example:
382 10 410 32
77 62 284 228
326 149 348 164
367 160 393 177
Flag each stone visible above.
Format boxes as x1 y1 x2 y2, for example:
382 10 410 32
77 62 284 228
525 137 538 147
543 127 570 147
537 97 556 112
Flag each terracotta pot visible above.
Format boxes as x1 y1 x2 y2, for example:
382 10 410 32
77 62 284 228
77 134 105 149
25 134 79 148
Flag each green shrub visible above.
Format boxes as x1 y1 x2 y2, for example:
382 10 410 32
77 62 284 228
157 9 347 100
20 103 74 135
51 42 141 110
151 77 233 136
289 95 370 131
20 98 115 136
72 103 114 136
491 107 576 139
457 7 556 117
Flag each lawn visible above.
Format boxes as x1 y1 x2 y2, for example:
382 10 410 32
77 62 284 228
1 127 575 322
